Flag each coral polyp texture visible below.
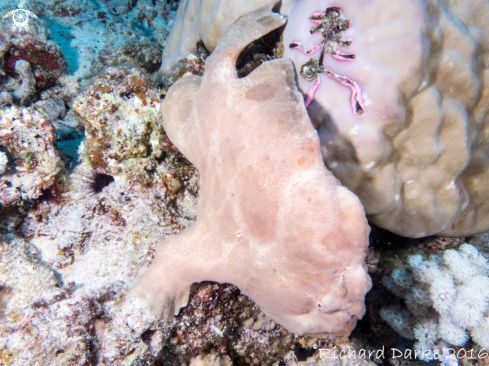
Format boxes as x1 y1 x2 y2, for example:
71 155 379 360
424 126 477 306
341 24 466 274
156 0 296 80
131 4 371 338
283 0 489 238
380 244 489 355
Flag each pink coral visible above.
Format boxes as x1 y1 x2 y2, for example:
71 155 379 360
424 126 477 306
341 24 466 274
289 7 365 113
284 0 489 238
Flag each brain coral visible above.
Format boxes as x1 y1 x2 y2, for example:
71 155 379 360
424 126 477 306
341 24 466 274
283 0 489 238
132 4 371 337
156 0 296 80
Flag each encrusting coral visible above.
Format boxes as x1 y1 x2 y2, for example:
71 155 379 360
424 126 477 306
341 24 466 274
0 130 201 365
380 244 489 357
0 106 62 205
72 67 198 190
283 0 489 238
0 15 67 91
131 3 371 338
187 349 233 366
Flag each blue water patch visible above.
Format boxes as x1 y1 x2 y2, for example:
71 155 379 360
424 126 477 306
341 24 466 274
56 128 84 170
43 19 79 75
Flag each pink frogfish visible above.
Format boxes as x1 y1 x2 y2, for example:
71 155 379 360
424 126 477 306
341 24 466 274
131 2 371 337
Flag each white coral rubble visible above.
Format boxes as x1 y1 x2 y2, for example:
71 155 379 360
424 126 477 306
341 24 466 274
381 244 489 352
0 151 7 175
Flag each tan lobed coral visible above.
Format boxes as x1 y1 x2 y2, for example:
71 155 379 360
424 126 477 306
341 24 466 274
156 0 296 80
283 0 489 238
132 4 371 337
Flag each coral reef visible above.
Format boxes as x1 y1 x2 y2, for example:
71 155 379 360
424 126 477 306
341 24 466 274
36 74 83 145
283 0 489 238
188 349 233 366
40 74 81 105
0 140 200 365
156 282 295 365
0 15 67 93
0 3 83 178
0 1 365 365
0 4 82 182
0 92 13 107
156 0 296 79
132 4 371 338
380 244 489 356
160 41 209 92
1 0 489 364
72 67 197 190
0 158 334 366
9 0 176 79
99 38 162 73
0 106 62 206
34 97 66 125
72 68 163 174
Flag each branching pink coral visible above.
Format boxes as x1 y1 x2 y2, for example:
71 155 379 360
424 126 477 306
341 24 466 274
131 3 371 337
289 7 365 113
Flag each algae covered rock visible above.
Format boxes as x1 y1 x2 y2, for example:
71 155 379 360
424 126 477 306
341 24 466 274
0 16 67 90
0 106 62 205
72 67 195 189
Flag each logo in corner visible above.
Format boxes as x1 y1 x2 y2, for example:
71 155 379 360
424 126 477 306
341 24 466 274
2 1 38 32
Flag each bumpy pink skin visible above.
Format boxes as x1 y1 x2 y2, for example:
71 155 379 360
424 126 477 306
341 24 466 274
131 4 371 337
